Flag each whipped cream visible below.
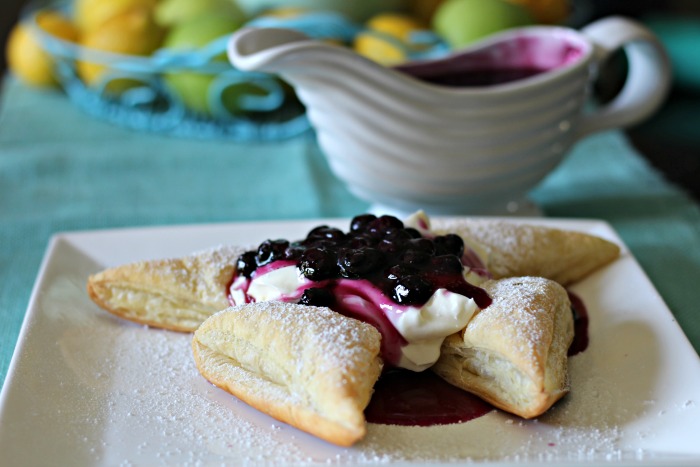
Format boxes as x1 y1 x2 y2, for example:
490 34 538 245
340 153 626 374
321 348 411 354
230 263 479 372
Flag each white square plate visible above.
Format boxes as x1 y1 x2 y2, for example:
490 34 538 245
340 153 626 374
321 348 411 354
1 218 699 466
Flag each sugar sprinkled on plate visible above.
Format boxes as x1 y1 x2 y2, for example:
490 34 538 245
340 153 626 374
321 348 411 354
55 316 634 465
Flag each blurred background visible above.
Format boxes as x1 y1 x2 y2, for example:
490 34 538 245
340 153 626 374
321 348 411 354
1 0 699 199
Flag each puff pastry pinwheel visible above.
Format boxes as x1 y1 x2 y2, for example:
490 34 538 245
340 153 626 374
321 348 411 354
83 215 618 445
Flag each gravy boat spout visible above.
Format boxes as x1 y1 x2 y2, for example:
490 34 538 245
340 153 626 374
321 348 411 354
228 19 670 215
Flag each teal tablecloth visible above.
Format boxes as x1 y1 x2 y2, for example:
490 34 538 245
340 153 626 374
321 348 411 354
1 76 700 388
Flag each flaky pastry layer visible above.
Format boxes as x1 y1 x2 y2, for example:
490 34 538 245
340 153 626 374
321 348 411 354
432 219 620 285
432 277 574 419
87 245 247 332
192 302 383 446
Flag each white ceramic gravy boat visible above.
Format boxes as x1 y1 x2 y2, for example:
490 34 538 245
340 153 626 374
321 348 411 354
228 17 671 215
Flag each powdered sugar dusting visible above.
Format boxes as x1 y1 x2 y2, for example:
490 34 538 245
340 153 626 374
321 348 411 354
53 317 637 465
430 218 620 286
475 277 570 371
197 301 384 410
59 325 316 465
158 244 251 305
69 242 619 464
434 219 555 277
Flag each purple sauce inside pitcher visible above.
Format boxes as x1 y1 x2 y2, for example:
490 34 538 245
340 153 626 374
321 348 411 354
396 32 587 87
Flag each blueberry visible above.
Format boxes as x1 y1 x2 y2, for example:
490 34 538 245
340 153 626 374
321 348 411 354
283 244 306 261
391 275 433 305
434 234 464 257
301 239 337 250
399 249 431 265
306 226 346 244
404 238 435 254
350 214 377 233
367 215 404 238
236 251 258 278
377 238 404 255
386 228 413 242
299 288 335 307
385 264 418 282
430 255 464 274
347 235 375 249
256 239 290 266
337 247 385 278
403 227 422 239
298 247 338 281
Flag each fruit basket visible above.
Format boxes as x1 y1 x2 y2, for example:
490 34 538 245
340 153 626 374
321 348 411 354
20 2 346 140
17 0 450 141
13 0 563 141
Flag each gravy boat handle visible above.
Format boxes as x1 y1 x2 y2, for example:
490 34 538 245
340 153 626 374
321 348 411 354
575 16 672 140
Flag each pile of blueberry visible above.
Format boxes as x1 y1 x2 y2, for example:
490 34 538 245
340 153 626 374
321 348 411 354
235 214 491 308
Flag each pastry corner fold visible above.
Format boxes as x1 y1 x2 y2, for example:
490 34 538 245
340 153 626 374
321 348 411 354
432 276 574 419
192 302 383 446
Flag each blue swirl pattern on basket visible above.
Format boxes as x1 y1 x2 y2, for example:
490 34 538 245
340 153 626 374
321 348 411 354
30 7 448 141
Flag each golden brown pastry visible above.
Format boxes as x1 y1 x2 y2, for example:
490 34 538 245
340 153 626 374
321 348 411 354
431 276 574 419
87 245 248 332
431 219 620 285
192 302 383 446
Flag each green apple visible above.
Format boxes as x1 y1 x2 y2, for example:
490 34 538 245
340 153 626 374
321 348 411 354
432 0 533 48
235 0 406 22
161 12 245 56
163 13 266 117
155 0 247 28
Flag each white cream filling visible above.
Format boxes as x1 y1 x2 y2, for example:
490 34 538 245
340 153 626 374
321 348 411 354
232 265 479 372
246 265 306 302
391 288 477 371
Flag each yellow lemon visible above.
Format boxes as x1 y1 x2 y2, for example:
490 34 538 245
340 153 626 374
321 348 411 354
354 34 406 65
36 10 80 41
354 13 426 66
77 8 165 91
6 11 80 87
366 13 426 41
74 0 159 32
505 0 569 24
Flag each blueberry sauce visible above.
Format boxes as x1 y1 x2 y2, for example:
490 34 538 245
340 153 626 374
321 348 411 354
395 35 585 88
568 290 589 356
366 292 591 427
365 369 493 426
411 67 547 87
